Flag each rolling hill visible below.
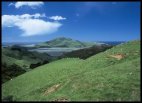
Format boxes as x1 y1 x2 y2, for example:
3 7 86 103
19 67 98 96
2 40 140 101
35 37 96 48
2 46 52 83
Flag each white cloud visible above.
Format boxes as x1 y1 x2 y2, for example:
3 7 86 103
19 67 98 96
17 19 62 37
20 13 46 19
34 13 46 18
8 3 14 6
2 15 20 27
49 16 66 21
2 14 62 37
9 2 44 9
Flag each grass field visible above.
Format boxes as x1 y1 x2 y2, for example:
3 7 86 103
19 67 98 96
2 40 140 101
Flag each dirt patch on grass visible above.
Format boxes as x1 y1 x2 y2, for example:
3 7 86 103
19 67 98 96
54 97 69 102
108 54 125 60
43 84 61 96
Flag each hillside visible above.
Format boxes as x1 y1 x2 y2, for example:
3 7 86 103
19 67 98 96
59 44 113 59
2 46 52 83
35 37 96 48
2 40 140 101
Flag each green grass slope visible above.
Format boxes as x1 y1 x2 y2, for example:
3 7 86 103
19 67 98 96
2 40 140 101
2 47 51 69
2 47 51 83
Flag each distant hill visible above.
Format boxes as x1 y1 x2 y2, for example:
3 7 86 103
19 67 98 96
2 40 140 101
35 37 96 48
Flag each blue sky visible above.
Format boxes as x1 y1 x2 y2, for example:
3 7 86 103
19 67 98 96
2 1 140 42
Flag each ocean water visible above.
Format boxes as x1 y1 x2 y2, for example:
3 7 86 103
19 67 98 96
29 48 81 56
2 41 125 47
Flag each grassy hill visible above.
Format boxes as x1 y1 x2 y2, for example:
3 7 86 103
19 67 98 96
59 44 113 59
2 47 51 69
2 46 52 83
36 37 96 48
2 40 140 101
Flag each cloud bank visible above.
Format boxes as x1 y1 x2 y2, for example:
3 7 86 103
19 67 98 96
2 14 62 37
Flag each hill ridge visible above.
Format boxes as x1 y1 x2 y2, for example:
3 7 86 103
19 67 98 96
36 37 96 48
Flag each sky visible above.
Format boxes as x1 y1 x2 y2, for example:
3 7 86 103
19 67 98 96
2 1 141 42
